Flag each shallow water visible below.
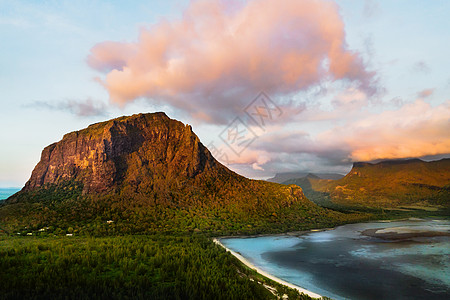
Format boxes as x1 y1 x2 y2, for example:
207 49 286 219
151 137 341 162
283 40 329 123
221 220 450 300
0 188 20 200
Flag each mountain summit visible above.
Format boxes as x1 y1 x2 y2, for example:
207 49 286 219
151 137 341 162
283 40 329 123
22 112 222 195
2 112 349 235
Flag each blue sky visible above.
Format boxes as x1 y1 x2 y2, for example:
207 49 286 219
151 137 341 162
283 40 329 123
1 0 449 187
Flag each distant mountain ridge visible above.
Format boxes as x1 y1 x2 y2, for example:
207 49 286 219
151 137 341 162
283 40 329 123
1 112 357 235
282 158 450 208
352 158 424 168
267 172 344 183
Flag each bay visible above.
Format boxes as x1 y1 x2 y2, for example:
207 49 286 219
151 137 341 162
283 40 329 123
221 219 450 300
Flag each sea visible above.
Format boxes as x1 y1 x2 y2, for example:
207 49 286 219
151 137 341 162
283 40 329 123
221 219 450 300
0 188 20 200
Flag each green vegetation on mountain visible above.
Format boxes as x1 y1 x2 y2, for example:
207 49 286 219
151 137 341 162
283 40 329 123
0 177 367 237
282 159 450 211
282 174 333 207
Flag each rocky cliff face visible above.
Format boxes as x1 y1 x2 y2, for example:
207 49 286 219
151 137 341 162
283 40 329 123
23 112 223 194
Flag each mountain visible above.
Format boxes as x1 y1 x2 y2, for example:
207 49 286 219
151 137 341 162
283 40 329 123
14 112 223 196
282 173 321 186
281 174 334 207
285 158 450 208
267 172 344 183
1 112 358 235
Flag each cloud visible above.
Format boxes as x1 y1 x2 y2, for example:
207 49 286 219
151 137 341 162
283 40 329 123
340 99 450 161
233 149 271 170
88 42 137 73
412 61 431 73
331 87 368 111
363 0 381 19
417 88 434 98
227 98 450 177
255 130 352 165
390 97 404 107
28 98 108 117
88 0 375 124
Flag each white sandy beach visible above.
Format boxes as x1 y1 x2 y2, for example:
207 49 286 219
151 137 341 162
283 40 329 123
213 238 322 299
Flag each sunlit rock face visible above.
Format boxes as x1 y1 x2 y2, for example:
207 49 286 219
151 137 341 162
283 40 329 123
324 158 450 207
17 111 308 208
23 112 221 194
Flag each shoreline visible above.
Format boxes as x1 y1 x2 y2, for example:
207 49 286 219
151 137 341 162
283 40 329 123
213 238 322 299
212 218 436 299
215 217 435 240
215 227 335 240
214 217 434 240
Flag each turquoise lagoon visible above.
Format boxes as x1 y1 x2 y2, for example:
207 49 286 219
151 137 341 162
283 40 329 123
221 220 450 300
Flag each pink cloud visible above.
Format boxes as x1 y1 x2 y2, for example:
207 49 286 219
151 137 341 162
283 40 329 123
331 87 368 111
87 41 137 73
88 0 375 124
207 98 450 179
417 88 434 98
233 150 271 171
242 99 450 168
341 99 450 161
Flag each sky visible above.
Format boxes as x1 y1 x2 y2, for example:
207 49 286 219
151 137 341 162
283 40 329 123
1 0 449 187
